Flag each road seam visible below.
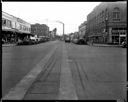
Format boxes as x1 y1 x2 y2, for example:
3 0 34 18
58 43 78 100
2 45 58 100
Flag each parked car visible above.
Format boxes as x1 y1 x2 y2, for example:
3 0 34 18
77 38 87 45
17 39 36 45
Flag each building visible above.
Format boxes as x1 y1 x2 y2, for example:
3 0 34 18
31 23 49 37
73 31 79 39
50 28 57 40
79 21 87 39
2 11 31 43
86 2 127 44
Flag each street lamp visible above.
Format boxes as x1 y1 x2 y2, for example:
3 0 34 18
55 20 65 40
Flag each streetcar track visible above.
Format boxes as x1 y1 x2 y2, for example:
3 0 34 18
43 52 58 82
23 46 59 95
66 43 86 99
79 61 89 81
23 44 63 98
35 46 59 82
42 44 62 83
30 43 61 83
73 59 86 92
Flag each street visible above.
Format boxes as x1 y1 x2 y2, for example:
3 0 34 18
2 41 59 96
2 41 127 100
66 43 126 100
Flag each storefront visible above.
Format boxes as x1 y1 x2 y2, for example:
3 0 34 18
111 28 127 44
2 29 17 44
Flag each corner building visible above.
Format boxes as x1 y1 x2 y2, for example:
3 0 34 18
86 2 127 44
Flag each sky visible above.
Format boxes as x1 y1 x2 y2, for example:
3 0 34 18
2 2 101 35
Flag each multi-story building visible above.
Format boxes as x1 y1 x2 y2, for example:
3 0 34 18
31 23 49 37
79 21 87 39
49 28 57 40
86 2 127 44
2 11 31 43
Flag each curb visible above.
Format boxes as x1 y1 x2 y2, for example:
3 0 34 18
2 45 58 100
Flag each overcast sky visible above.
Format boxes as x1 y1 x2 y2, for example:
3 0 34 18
2 2 101 35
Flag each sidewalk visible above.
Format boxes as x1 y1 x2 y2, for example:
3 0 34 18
2 43 17 47
92 43 122 48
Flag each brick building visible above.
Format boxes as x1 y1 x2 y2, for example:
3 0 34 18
86 2 127 44
31 23 49 37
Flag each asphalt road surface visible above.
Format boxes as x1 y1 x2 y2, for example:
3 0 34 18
2 41 59 97
2 41 127 100
66 43 126 100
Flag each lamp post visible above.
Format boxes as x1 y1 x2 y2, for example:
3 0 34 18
55 20 65 40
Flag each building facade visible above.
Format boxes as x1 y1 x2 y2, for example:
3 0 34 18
79 21 87 39
2 11 31 43
86 2 127 44
49 28 57 40
31 23 49 37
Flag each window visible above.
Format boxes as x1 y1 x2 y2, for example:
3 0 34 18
2 19 12 28
7 20 12 28
20 25 22 30
2 19 6 26
112 7 120 21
